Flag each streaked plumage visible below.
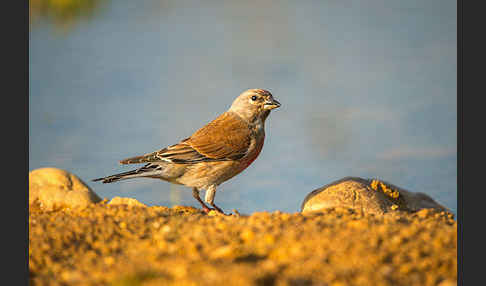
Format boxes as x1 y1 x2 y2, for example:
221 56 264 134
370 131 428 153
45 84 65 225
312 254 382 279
93 89 281 214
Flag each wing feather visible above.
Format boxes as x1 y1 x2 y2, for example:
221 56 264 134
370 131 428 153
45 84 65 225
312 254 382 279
119 112 252 164
186 112 251 160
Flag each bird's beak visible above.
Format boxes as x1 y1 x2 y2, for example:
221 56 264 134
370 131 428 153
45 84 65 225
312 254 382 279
263 98 281 110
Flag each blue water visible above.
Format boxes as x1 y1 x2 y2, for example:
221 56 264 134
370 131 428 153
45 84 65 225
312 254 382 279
29 0 457 215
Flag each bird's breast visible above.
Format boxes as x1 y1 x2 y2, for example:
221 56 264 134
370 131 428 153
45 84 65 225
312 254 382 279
238 132 265 171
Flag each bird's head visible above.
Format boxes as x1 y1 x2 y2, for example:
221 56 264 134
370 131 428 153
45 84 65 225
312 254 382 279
229 89 281 123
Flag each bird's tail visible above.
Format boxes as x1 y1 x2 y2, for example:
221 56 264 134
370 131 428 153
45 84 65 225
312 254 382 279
92 164 160 183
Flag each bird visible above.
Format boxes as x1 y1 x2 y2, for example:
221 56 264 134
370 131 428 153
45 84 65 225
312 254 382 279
92 89 281 215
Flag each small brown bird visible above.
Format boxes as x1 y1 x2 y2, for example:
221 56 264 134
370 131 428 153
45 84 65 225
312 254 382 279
93 89 281 214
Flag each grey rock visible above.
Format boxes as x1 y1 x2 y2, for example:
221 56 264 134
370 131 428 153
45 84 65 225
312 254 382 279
29 167 102 210
301 177 449 215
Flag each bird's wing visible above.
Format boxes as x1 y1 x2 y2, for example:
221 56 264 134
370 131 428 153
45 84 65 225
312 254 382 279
187 112 252 160
118 141 203 164
119 112 252 164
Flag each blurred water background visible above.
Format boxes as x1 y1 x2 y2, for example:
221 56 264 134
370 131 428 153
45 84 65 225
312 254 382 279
29 0 457 215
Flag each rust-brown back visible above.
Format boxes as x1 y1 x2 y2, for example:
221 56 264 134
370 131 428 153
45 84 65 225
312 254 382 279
187 112 251 160
119 112 252 164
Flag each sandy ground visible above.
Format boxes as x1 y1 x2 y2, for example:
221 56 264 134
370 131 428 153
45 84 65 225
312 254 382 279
29 202 457 286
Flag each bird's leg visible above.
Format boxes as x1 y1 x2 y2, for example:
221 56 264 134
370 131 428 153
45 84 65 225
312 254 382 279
192 187 211 213
205 186 227 215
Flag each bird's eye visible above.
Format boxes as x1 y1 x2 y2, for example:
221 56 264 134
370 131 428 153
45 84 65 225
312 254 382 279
251 95 258 101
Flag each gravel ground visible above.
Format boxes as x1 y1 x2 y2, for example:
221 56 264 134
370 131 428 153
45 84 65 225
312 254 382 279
29 201 457 286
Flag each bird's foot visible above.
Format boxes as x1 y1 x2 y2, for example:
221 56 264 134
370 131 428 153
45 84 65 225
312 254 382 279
201 205 232 216
210 203 226 214
205 209 231 216
201 206 212 214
